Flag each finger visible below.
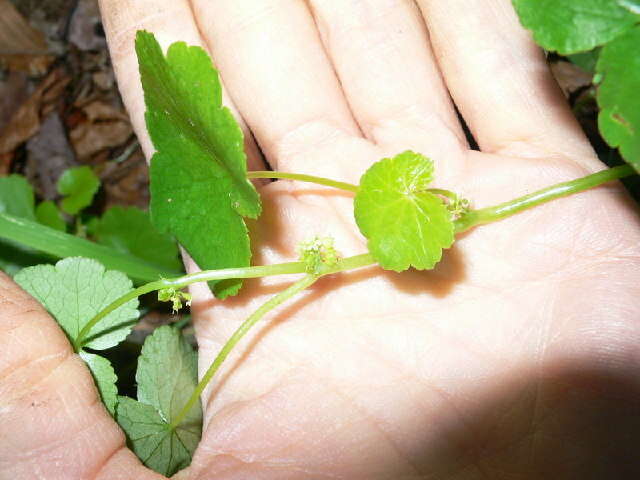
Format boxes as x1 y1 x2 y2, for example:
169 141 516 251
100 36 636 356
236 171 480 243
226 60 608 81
98 0 266 170
190 0 366 174
0 273 161 480
307 0 468 173
416 0 598 165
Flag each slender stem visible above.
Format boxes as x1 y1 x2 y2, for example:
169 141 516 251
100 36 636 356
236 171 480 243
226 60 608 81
169 273 319 429
75 253 376 352
70 163 636 350
426 188 459 203
454 164 636 233
0 213 181 283
74 262 304 351
248 171 359 193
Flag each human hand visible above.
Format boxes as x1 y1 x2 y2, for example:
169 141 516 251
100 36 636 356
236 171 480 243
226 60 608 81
3 1 640 479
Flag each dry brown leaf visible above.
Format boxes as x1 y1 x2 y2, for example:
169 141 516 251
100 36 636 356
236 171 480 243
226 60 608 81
0 71 31 132
92 70 115 91
69 100 133 159
101 149 150 208
0 68 70 154
0 54 55 75
0 0 54 74
0 0 48 54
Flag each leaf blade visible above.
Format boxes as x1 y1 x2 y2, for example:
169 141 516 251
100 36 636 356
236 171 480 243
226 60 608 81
80 351 118 415
0 213 181 282
14 257 139 350
354 151 454 272
57 166 100 215
35 200 66 231
512 0 639 54
596 25 640 172
0 175 48 275
0 174 36 220
116 326 202 476
136 326 199 423
135 31 261 298
93 206 182 272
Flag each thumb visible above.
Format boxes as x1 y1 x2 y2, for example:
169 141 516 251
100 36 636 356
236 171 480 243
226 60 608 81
0 272 164 480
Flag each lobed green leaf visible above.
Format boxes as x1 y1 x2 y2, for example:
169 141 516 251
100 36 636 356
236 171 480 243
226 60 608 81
512 0 639 53
14 257 139 350
596 25 640 172
117 397 200 477
116 326 202 476
136 31 261 298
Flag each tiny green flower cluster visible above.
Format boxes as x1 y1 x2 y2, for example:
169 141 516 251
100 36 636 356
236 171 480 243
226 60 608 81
158 287 192 312
448 196 471 220
297 236 340 275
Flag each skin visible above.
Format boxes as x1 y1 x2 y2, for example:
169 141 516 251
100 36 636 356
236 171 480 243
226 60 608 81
1 0 640 478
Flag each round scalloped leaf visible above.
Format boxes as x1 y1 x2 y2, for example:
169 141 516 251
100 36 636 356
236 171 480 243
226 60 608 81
57 166 100 215
14 257 138 350
354 151 454 272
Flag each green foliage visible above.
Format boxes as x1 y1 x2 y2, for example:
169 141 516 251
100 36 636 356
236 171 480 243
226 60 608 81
0 212 181 282
0 175 36 219
0 173 181 281
512 0 640 173
354 151 455 272
93 206 182 272
14 257 136 420
0 175 50 275
135 31 261 299
57 166 100 215
596 26 640 172
567 49 600 72
80 351 118 415
14 257 139 350
0 246 45 277
35 201 66 231
512 0 639 54
116 326 202 476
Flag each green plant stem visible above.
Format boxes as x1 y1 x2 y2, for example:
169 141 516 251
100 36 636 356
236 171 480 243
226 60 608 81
247 171 359 193
454 164 635 233
0 213 181 283
75 253 375 352
169 273 319 429
427 188 460 203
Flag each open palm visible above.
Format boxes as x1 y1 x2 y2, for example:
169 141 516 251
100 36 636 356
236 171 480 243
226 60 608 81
2 1 640 479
